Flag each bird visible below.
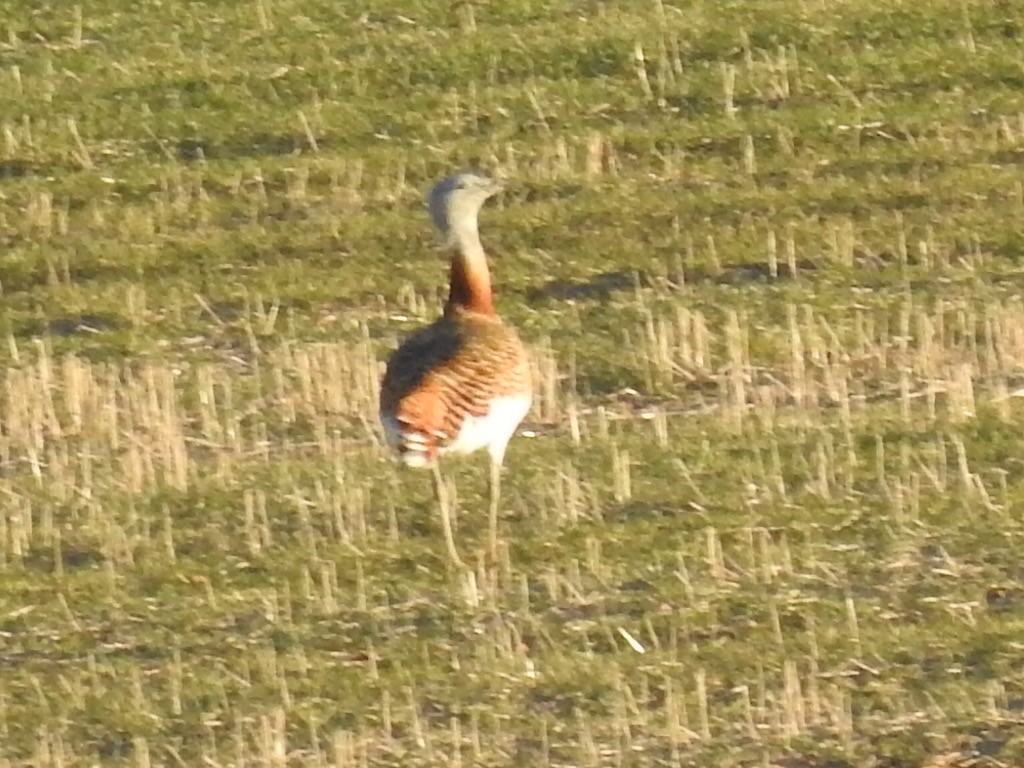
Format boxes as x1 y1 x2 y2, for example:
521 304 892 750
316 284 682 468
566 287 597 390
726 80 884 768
379 172 532 567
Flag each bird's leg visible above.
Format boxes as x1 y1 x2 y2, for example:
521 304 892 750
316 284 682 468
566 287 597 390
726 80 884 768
431 462 464 568
488 459 502 564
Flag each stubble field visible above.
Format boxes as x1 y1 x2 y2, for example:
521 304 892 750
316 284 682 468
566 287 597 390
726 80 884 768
1 1 1024 765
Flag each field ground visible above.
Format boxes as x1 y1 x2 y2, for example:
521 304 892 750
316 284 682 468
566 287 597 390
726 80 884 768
1 0 1024 765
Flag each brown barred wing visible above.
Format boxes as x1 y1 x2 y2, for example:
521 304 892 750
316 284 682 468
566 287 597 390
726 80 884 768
379 313 530 462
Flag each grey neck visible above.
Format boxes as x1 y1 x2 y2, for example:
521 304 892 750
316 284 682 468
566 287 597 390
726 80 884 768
447 211 485 261
443 207 494 315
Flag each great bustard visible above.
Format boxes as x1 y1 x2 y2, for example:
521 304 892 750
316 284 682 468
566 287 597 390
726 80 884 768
379 172 532 567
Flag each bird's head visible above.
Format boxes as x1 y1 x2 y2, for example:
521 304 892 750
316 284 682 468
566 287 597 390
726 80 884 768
427 172 504 245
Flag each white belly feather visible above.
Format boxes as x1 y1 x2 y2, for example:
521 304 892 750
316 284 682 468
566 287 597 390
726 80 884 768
382 394 532 468
444 394 532 462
